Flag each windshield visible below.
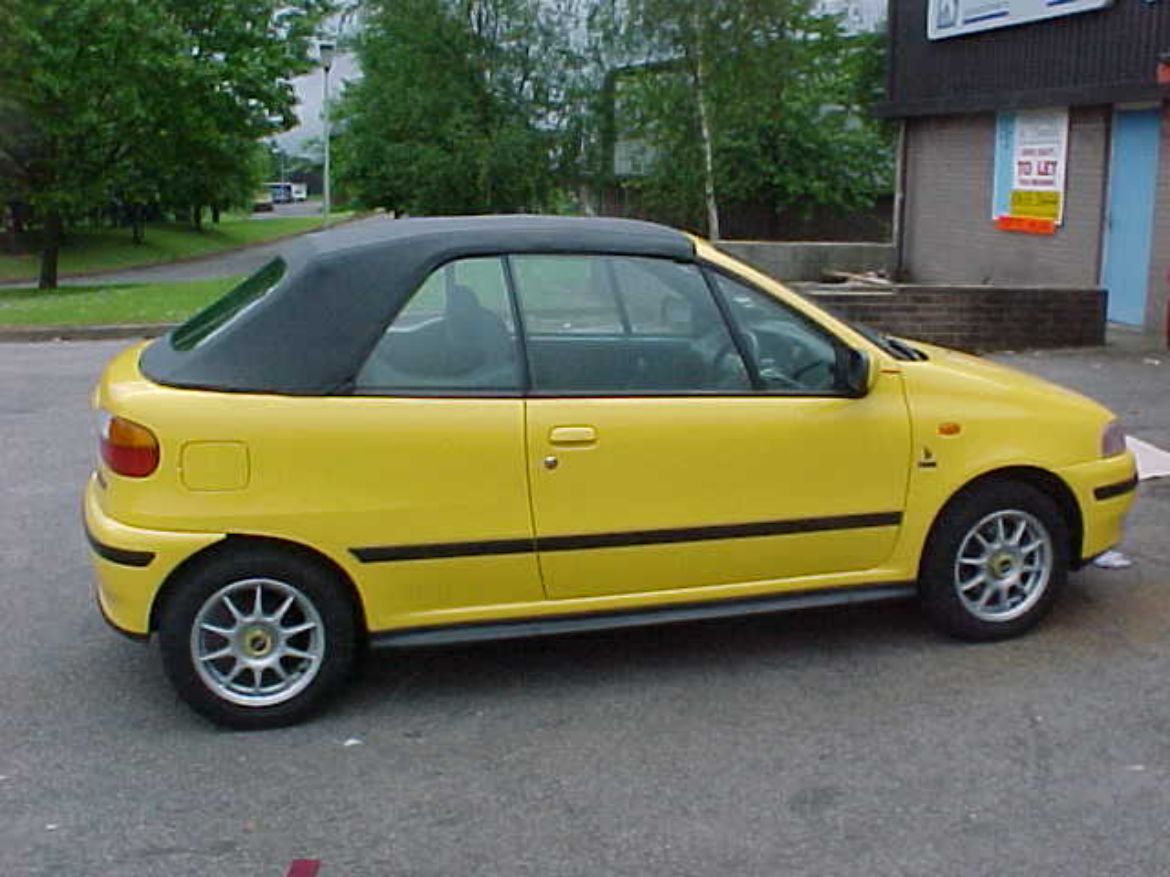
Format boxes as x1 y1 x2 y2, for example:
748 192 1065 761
170 258 286 352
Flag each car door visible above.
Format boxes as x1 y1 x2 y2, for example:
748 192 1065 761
512 254 911 601
334 256 543 630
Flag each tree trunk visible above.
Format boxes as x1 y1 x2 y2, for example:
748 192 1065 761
691 7 721 240
192 204 203 231
38 210 63 290
211 204 220 224
132 204 144 244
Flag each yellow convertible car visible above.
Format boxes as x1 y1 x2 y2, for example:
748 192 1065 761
85 216 1137 728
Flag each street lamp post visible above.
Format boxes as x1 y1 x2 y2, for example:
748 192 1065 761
319 40 336 229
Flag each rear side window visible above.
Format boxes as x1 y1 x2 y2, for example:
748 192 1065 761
170 259 286 351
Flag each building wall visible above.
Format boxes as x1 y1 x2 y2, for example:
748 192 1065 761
1145 105 1170 339
902 108 1107 287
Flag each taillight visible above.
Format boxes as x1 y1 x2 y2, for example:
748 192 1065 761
99 412 160 477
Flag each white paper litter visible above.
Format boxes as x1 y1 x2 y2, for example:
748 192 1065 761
343 737 363 747
1127 436 1170 481
1093 550 1133 570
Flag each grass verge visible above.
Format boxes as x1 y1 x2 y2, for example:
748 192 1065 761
0 276 241 326
0 212 352 282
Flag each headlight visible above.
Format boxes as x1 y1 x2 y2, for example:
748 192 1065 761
1101 420 1126 458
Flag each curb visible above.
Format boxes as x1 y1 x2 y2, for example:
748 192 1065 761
0 323 176 343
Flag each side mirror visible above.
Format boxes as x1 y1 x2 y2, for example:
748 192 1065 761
841 348 871 398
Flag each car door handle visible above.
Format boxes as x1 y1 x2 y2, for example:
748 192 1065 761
549 426 597 446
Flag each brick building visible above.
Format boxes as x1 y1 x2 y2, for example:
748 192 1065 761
880 0 1170 341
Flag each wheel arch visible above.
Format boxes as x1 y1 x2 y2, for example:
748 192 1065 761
148 534 368 638
925 466 1084 572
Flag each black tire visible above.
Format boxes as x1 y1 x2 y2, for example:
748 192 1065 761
919 481 1069 642
158 546 357 730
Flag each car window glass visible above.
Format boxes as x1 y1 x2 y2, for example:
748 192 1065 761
510 255 622 334
171 258 286 351
354 257 521 392
512 255 750 394
610 257 713 337
710 271 845 394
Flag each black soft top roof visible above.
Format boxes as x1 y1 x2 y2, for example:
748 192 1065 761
140 215 695 395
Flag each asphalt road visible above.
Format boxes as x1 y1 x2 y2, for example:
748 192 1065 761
1 340 1168 876
45 211 389 287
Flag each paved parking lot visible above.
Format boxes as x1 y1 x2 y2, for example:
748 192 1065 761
1 339 1167 876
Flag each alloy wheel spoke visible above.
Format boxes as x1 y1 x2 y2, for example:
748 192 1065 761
200 621 235 638
959 573 987 593
281 621 317 637
976 586 999 609
1008 518 1028 545
202 646 234 663
225 661 247 684
272 595 296 623
284 647 316 662
252 584 264 619
222 595 245 623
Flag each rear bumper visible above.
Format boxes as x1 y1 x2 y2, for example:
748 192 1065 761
1056 452 1139 562
84 474 224 636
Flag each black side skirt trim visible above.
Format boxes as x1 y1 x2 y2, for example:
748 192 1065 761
1094 476 1138 501
351 511 903 564
85 528 155 568
370 583 917 649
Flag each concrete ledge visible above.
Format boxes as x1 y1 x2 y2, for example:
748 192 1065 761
718 241 893 282
0 323 175 343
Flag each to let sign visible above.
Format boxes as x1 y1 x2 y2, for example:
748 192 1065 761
1010 109 1068 224
928 0 1112 41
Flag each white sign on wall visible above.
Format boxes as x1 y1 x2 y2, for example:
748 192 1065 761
928 0 1112 41
1010 109 1069 224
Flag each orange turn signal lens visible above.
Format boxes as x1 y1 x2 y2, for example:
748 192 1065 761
99 413 160 477
938 422 962 436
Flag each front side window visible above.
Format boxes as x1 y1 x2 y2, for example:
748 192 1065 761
354 257 521 392
710 271 847 394
511 255 750 394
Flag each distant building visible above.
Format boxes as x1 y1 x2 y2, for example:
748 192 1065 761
818 0 886 33
881 0 1170 338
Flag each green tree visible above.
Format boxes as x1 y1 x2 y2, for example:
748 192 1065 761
0 0 329 288
335 0 578 214
594 0 893 237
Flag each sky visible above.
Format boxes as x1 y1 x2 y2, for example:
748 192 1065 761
274 0 888 157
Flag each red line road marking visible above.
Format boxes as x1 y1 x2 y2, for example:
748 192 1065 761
285 860 321 877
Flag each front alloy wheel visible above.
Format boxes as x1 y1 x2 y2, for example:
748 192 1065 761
953 509 1053 624
920 482 1069 641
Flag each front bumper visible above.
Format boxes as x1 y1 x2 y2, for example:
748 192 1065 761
84 475 224 636
1056 451 1139 562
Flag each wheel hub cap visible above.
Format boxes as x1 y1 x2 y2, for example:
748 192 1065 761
242 626 274 658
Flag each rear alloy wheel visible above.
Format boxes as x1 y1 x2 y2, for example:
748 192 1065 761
920 482 1068 641
159 549 356 729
